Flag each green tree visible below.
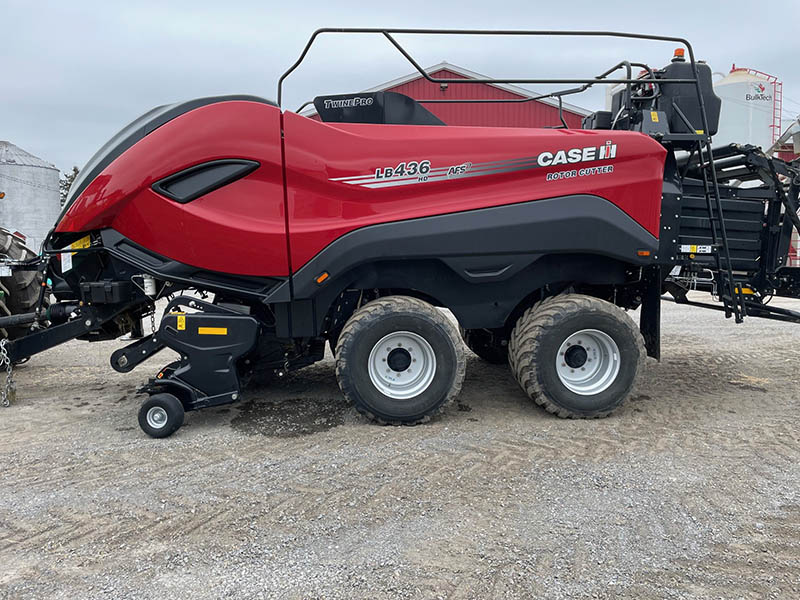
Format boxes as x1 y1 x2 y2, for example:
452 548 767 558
59 166 79 207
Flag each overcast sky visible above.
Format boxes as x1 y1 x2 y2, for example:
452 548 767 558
3 0 799 172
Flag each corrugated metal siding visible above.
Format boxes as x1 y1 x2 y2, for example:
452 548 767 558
309 69 585 128
388 69 584 128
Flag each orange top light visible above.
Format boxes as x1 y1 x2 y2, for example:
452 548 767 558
673 48 685 58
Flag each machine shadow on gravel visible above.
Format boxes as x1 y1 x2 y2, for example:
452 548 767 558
231 396 347 437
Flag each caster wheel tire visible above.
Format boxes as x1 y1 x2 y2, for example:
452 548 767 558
138 393 185 438
460 327 509 364
509 294 645 418
335 296 465 425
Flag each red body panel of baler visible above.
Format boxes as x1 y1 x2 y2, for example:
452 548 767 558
58 101 667 278
56 101 289 276
283 112 666 270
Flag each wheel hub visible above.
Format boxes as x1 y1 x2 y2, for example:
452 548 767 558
387 347 412 372
368 331 437 400
555 329 620 395
564 344 588 368
146 406 168 429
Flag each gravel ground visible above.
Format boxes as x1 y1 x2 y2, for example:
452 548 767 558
1 297 799 599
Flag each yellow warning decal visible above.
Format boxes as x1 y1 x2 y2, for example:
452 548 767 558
198 327 227 335
177 315 186 331
70 235 91 252
650 111 659 122
695 129 705 134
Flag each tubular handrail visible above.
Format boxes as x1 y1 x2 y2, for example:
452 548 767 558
277 28 701 107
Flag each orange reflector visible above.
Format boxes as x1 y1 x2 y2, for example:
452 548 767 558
315 271 330 284
637 250 651 257
0 192 5 199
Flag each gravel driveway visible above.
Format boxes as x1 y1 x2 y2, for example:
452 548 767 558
1 298 799 599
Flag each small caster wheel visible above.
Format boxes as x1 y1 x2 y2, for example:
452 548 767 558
138 393 184 438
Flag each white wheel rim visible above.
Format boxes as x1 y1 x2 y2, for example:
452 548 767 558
367 331 437 400
555 329 620 395
146 406 168 429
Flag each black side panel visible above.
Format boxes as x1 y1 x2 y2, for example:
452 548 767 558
290 194 657 300
99 230 288 301
152 159 260 204
678 178 767 272
61 95 276 216
277 195 658 335
158 310 258 401
313 91 445 126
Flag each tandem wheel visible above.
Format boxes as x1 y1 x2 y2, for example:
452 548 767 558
138 393 185 438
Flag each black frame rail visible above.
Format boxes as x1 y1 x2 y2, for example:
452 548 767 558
278 28 742 322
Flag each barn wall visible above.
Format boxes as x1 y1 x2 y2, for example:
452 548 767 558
388 69 584 129
308 68 586 128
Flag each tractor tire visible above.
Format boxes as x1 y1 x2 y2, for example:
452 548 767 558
0 229 45 339
460 327 509 364
508 294 645 419
335 296 465 425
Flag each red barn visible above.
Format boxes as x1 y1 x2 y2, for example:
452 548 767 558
304 62 590 128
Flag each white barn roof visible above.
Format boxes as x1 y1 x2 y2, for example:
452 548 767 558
0 141 57 170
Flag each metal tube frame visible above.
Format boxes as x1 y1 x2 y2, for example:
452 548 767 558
278 28 702 107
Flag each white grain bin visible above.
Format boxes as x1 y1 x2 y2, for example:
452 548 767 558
713 66 779 151
0 141 60 253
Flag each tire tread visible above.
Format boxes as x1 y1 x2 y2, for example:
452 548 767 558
508 293 645 419
335 296 465 425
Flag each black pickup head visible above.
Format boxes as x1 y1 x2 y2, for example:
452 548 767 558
312 91 445 126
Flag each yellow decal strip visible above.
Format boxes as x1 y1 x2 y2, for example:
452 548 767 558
198 327 227 335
